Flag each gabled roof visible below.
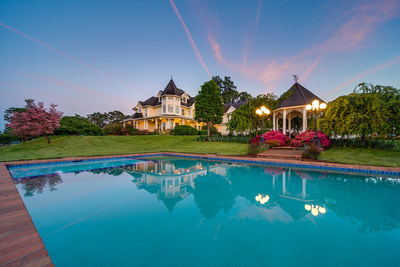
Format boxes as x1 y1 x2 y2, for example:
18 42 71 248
223 100 247 113
277 82 324 109
139 96 161 107
129 112 143 119
161 79 185 96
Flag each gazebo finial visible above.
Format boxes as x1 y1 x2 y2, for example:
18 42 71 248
293 75 299 83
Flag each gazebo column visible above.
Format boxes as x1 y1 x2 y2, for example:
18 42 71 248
273 112 276 131
302 108 307 132
288 112 291 135
283 109 287 134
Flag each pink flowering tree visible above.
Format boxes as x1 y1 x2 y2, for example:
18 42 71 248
6 100 63 144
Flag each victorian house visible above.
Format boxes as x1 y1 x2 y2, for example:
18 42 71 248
123 79 202 132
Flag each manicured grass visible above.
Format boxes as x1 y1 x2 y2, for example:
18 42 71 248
0 135 248 162
319 147 400 168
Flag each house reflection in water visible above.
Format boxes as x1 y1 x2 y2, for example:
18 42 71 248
123 159 227 212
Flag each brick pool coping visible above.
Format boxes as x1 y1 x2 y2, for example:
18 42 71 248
1 152 399 266
5 152 400 176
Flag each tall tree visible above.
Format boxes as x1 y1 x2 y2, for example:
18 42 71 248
212 76 238 104
195 80 224 140
87 112 108 127
6 100 63 143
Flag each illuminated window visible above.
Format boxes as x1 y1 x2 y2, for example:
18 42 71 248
168 105 173 113
175 106 179 114
163 105 166 113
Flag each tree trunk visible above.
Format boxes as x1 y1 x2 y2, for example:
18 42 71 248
44 134 51 144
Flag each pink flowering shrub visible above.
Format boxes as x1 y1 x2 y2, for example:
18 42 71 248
291 130 331 150
250 131 290 146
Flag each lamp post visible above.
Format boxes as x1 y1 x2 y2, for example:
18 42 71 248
305 100 327 148
256 106 271 144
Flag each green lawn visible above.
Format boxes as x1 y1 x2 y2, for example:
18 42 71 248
0 135 248 162
319 147 400 168
1 136 400 168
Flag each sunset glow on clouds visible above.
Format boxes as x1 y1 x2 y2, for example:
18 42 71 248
0 0 399 130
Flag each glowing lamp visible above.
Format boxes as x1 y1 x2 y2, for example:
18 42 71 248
318 207 326 214
311 207 319 216
266 109 271 115
319 103 327 109
255 194 262 201
305 204 311 211
305 104 312 111
261 106 267 112
312 100 320 109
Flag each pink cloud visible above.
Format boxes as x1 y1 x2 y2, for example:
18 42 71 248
169 0 211 77
207 0 399 90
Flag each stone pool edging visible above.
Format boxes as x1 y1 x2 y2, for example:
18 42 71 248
5 152 400 176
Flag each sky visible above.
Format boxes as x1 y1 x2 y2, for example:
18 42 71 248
1 0 400 131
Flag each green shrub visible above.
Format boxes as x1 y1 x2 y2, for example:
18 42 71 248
131 130 150 135
149 131 160 135
55 116 105 136
103 123 124 135
201 125 220 136
198 130 208 136
303 145 321 159
330 138 400 150
171 125 198 135
248 143 268 155
0 134 19 145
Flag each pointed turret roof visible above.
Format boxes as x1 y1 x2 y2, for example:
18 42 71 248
161 79 185 96
277 82 324 109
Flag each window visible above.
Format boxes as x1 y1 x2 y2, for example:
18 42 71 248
175 98 180 102
168 97 173 100
175 106 179 114
163 105 166 113
168 105 173 113
138 107 142 113
183 97 186 103
181 109 185 115
188 110 191 116
144 108 147 117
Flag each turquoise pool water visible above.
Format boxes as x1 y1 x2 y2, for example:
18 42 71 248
10 157 400 266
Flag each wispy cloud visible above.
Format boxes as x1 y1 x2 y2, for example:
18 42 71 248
0 22 135 89
243 0 263 67
324 55 400 97
2 70 129 104
169 0 211 77
207 0 399 90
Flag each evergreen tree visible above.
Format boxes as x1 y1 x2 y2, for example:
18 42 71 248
195 80 224 140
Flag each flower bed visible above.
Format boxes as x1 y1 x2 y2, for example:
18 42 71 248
250 131 290 146
291 130 331 149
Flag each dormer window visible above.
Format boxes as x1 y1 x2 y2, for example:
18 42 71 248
138 107 142 113
183 97 187 103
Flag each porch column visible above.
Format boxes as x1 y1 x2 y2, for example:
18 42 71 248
288 112 291 134
302 108 307 132
155 119 158 131
283 109 287 134
273 112 276 131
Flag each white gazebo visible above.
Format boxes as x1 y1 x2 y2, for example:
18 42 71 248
272 82 325 135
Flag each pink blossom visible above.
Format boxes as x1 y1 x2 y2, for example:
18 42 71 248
6 101 63 143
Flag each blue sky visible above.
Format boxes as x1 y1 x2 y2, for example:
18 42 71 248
1 0 400 131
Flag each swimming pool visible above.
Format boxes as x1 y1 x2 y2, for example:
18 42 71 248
9 156 400 266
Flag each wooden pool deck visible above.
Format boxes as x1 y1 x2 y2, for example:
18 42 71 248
0 163 53 267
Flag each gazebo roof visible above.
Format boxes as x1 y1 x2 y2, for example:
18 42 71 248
277 82 324 109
